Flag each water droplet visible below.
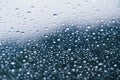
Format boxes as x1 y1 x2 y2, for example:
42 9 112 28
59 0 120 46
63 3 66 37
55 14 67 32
68 48 71 51
31 6 35 9
16 31 20 33
27 11 32 15
44 35 48 38
53 14 58 17
15 8 19 11
100 29 104 32
45 27 48 30
98 63 103 65
87 25 91 29
21 32 25 35
11 62 15 65
57 39 60 41
11 69 15 72
10 27 14 29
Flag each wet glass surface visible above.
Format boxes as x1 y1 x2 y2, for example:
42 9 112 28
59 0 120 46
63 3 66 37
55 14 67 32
0 0 120 80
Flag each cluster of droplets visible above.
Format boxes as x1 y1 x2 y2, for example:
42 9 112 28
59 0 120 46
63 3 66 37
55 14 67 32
0 22 120 80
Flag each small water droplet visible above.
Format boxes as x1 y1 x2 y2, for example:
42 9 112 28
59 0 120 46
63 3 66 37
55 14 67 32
15 8 19 11
53 14 58 17
98 63 103 65
68 48 71 51
57 39 60 41
77 4 81 7
21 32 25 35
45 27 48 30
87 25 91 29
11 62 15 65
27 11 32 15
10 27 14 29
16 31 20 33
44 35 48 38
11 69 15 72
31 6 35 9
67 2 71 6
